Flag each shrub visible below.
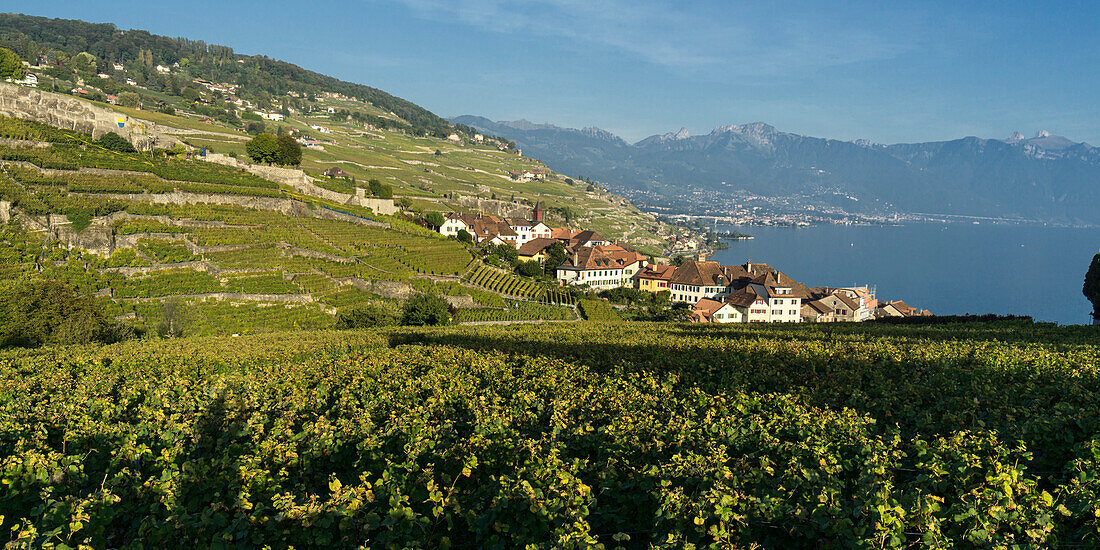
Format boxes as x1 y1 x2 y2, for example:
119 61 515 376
98 131 137 153
401 293 450 326
0 277 114 347
515 260 542 277
335 303 399 329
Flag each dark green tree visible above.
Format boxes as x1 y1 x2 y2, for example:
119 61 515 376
368 179 393 199
335 303 399 329
97 131 136 152
0 278 108 348
118 92 141 108
1084 253 1100 319
245 133 279 164
401 294 450 326
0 47 26 80
181 86 201 102
275 134 302 165
456 229 473 243
543 242 568 274
425 211 445 229
515 260 542 277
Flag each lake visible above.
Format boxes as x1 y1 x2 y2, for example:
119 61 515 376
710 223 1099 325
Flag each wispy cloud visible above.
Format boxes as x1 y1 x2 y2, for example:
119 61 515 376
389 0 925 73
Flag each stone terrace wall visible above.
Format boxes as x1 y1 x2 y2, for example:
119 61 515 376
0 83 178 150
203 152 398 215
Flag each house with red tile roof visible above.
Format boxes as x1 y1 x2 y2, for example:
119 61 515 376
691 298 743 323
555 245 647 290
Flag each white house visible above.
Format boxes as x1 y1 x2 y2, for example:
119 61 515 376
155 65 170 74
691 299 744 323
556 245 647 290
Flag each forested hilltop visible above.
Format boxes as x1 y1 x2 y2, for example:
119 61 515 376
0 13 452 136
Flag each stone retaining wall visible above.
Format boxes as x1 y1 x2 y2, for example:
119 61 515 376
0 83 178 150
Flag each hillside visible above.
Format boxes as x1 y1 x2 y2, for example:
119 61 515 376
0 14 666 252
452 116 1100 225
2 320 1099 546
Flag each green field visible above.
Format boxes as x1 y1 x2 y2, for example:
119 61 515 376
1 320 1099 547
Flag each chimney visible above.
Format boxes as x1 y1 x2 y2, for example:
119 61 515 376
746 261 752 272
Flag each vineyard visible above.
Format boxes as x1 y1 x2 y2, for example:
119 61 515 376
464 264 576 305
453 302 577 323
1 320 1098 547
578 298 623 322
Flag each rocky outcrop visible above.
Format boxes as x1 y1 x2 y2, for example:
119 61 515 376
333 277 414 300
454 195 534 219
0 83 178 150
0 200 10 224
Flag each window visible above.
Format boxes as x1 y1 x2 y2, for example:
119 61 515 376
775 299 783 305
772 310 781 316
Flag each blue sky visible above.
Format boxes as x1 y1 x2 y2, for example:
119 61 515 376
12 1 1100 144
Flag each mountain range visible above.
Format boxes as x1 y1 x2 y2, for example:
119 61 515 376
451 116 1100 224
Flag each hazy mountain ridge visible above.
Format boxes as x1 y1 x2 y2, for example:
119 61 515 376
450 116 1100 224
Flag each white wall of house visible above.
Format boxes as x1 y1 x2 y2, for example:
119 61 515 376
557 267 625 290
669 283 730 304
440 218 468 236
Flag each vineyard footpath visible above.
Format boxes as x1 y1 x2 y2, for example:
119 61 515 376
2 320 1100 548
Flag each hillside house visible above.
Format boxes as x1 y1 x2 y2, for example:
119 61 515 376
556 245 647 290
14 72 38 86
635 264 676 294
691 298 743 323
507 217 552 245
516 238 560 264
155 65 170 74
323 167 350 178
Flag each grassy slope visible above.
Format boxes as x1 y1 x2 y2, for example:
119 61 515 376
2 320 1099 546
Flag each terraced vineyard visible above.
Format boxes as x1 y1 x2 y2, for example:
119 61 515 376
2 321 1099 547
453 302 577 323
464 264 576 305
577 298 623 322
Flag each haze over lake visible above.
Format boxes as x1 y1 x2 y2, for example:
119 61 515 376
712 223 1098 325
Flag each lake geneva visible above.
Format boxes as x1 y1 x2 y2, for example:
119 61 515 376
711 223 1099 325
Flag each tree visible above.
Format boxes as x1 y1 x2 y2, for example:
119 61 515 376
118 92 141 108
245 133 279 164
275 134 302 165
98 132 136 153
0 278 108 348
456 229 472 243
0 47 26 80
181 87 201 102
543 242 568 274
335 303 399 329
515 260 542 277
426 211 445 229
157 298 193 338
401 294 450 326
368 179 393 199
1085 253 1100 319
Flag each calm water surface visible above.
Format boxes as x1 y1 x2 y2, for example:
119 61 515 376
711 223 1099 325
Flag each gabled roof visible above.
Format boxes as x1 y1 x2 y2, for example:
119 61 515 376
668 260 735 287
724 287 762 308
569 230 605 245
691 298 730 322
507 217 533 227
551 228 577 240
805 299 835 315
748 270 811 298
560 245 645 271
517 238 559 256
636 263 676 281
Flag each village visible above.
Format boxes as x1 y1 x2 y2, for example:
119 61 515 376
438 203 929 323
